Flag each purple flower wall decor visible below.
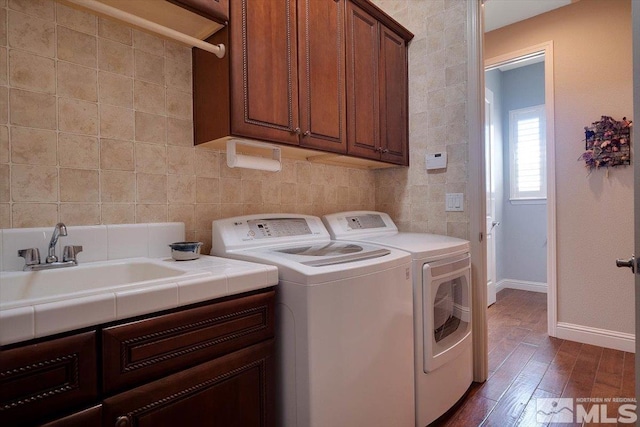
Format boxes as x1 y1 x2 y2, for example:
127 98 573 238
579 115 632 172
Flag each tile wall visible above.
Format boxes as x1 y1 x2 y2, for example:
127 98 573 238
0 0 376 252
371 0 470 239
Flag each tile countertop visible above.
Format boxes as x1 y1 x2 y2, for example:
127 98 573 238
0 255 279 346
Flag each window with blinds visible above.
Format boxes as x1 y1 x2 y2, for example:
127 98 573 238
509 105 546 200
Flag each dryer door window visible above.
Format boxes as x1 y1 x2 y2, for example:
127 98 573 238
423 255 472 373
434 278 465 343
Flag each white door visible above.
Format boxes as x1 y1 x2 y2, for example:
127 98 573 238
485 89 497 306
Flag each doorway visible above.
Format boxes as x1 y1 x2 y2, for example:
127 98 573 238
484 42 557 337
485 54 549 309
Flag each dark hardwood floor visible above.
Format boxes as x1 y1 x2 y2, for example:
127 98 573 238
435 289 635 426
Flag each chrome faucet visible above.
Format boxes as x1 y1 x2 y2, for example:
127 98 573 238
47 222 67 263
18 223 82 271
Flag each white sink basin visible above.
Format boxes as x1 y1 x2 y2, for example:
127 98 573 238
0 258 199 309
0 255 278 347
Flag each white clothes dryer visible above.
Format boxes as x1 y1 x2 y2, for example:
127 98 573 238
211 214 415 427
323 211 472 427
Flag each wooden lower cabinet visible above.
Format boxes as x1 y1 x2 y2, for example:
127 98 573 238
103 340 275 427
101 290 275 395
0 332 97 426
39 405 102 427
0 289 276 427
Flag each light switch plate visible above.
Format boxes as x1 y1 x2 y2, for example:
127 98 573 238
445 193 464 212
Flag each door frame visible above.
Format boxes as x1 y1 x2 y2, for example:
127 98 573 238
466 2 557 382
466 0 487 382
484 42 557 339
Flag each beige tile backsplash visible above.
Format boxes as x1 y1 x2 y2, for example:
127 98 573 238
58 133 98 168
1 0 377 251
371 0 469 239
57 26 96 67
57 61 97 102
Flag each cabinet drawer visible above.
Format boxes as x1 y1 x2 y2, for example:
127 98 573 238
103 340 275 427
39 405 102 427
0 332 98 426
102 290 275 394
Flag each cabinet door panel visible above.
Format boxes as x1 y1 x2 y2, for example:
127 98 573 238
103 341 275 427
0 332 97 426
230 0 299 144
379 25 408 165
298 0 347 153
345 1 380 159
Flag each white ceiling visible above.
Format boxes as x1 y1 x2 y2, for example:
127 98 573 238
484 0 572 32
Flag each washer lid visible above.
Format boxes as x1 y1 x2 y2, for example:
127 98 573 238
323 211 469 261
358 233 469 261
276 242 364 256
274 242 390 266
224 240 409 285
257 241 392 265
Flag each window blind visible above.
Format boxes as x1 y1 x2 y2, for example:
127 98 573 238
509 105 546 200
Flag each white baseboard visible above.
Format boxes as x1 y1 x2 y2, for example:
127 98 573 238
496 279 547 294
556 322 635 353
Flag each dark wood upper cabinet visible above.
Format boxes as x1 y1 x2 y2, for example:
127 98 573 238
379 25 408 165
345 0 411 165
297 0 347 153
230 0 300 145
194 0 346 151
193 0 412 166
345 0 380 158
194 0 301 146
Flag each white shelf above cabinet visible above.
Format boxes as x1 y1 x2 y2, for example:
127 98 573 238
60 0 226 57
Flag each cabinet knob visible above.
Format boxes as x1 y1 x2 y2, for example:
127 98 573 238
303 130 310 137
292 127 301 135
382 148 389 154
115 416 132 427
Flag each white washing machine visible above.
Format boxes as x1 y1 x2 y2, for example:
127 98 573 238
322 211 472 427
211 214 415 427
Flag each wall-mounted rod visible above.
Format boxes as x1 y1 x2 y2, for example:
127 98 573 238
64 0 226 58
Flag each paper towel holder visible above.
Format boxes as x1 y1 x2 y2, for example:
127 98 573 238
226 139 282 172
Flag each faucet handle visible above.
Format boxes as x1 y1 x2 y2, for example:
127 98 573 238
18 248 41 266
62 245 83 263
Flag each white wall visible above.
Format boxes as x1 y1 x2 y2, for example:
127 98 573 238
485 0 634 335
